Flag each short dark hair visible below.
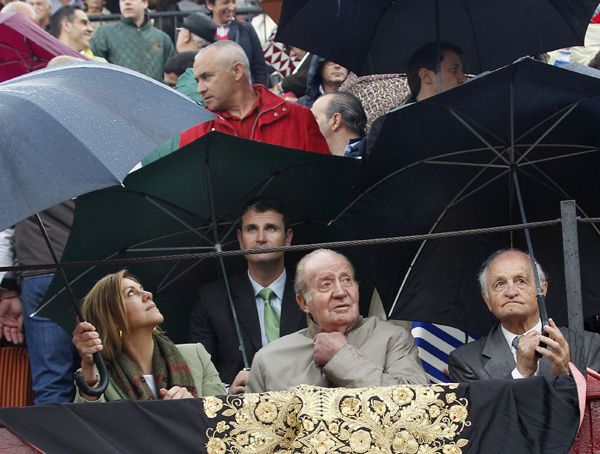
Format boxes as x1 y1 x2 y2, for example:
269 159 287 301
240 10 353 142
49 5 81 38
324 92 367 137
240 197 289 230
164 51 196 76
406 41 463 97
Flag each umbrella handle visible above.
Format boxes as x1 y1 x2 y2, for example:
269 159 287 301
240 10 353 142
74 352 109 397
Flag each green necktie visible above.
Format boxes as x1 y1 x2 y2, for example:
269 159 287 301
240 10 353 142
259 287 280 342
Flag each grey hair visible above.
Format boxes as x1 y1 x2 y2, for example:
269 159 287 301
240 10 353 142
478 249 547 296
195 40 251 81
294 249 356 298
324 92 367 137
2 1 36 19
190 32 210 49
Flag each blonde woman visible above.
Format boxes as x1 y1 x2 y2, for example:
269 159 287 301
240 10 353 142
72 270 224 402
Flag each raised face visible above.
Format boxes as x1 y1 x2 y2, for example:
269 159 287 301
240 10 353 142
63 9 93 51
206 0 235 25
237 209 292 266
320 60 348 86
27 0 50 23
120 278 164 331
194 48 238 111
310 95 333 140
85 0 104 12
297 252 360 333
119 0 147 23
483 251 546 328
434 50 466 94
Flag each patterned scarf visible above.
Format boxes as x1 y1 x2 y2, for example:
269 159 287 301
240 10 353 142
109 333 198 400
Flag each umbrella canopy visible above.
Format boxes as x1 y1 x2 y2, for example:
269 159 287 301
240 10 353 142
0 61 216 231
0 12 83 82
276 0 599 75
332 58 600 336
38 132 361 340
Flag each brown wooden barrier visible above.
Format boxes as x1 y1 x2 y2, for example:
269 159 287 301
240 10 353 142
0 348 33 408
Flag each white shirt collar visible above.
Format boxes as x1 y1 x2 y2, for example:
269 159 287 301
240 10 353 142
247 268 286 300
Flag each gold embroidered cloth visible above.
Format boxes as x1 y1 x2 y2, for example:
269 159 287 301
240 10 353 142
203 384 470 453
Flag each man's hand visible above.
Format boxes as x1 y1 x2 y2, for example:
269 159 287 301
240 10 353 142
228 369 249 395
537 318 571 376
0 288 23 345
313 332 347 367
515 331 541 378
159 386 194 400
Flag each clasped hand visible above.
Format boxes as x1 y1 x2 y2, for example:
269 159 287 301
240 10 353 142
313 332 347 366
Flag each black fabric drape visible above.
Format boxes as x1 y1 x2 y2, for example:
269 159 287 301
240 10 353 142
0 375 579 453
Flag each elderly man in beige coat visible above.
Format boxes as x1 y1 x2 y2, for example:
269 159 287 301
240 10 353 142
246 249 428 393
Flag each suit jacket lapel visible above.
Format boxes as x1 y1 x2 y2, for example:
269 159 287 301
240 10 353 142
482 324 516 379
279 276 304 336
230 274 262 352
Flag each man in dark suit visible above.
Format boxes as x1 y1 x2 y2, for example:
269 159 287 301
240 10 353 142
448 249 600 382
188 197 306 393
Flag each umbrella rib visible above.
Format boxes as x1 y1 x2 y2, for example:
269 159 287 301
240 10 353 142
519 166 600 238
143 195 214 244
216 157 340 245
515 101 580 165
448 109 509 164
425 101 508 146
450 169 511 208
127 246 216 252
156 259 206 293
388 160 507 316
33 250 121 314
332 148 503 224
514 101 585 144
424 160 508 169
519 147 600 167
155 238 240 293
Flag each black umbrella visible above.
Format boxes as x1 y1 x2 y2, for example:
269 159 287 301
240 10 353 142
276 0 598 75
332 58 600 336
37 132 360 367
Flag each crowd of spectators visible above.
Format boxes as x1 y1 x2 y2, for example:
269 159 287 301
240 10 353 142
2 0 600 414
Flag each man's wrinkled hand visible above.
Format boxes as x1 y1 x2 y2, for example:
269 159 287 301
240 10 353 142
313 332 347 366
515 331 541 378
229 369 249 395
538 318 571 376
0 289 23 345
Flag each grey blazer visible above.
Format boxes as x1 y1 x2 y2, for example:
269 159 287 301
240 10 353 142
448 323 600 382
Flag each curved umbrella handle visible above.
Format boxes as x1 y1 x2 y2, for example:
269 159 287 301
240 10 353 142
74 352 109 397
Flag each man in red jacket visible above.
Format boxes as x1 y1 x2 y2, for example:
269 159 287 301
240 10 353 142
179 40 330 154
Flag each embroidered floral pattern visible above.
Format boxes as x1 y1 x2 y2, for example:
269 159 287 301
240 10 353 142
203 384 470 453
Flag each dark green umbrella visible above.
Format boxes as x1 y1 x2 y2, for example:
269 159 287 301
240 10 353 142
37 131 360 364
